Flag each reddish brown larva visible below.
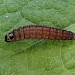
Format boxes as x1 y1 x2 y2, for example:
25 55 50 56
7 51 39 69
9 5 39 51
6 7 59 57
5 25 75 42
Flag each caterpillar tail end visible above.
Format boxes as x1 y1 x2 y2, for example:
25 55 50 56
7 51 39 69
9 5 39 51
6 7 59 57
73 33 75 40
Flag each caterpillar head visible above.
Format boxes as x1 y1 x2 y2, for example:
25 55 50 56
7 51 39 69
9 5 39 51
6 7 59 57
5 32 14 42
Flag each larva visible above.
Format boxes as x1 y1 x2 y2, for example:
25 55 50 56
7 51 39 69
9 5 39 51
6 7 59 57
5 25 75 42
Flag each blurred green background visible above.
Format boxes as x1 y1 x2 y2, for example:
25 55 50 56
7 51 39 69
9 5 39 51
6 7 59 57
0 0 75 75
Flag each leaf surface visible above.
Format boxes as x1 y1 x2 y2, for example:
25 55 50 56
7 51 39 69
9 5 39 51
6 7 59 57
0 0 75 75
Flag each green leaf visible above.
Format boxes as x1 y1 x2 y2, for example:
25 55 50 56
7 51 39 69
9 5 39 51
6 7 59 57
0 0 75 75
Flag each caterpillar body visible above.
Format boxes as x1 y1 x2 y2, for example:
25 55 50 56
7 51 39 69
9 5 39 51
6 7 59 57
5 25 75 42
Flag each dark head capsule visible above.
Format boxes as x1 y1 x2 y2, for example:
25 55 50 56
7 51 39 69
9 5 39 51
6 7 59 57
5 33 14 42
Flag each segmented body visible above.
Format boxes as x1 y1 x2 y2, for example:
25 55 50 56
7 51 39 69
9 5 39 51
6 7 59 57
12 25 74 41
